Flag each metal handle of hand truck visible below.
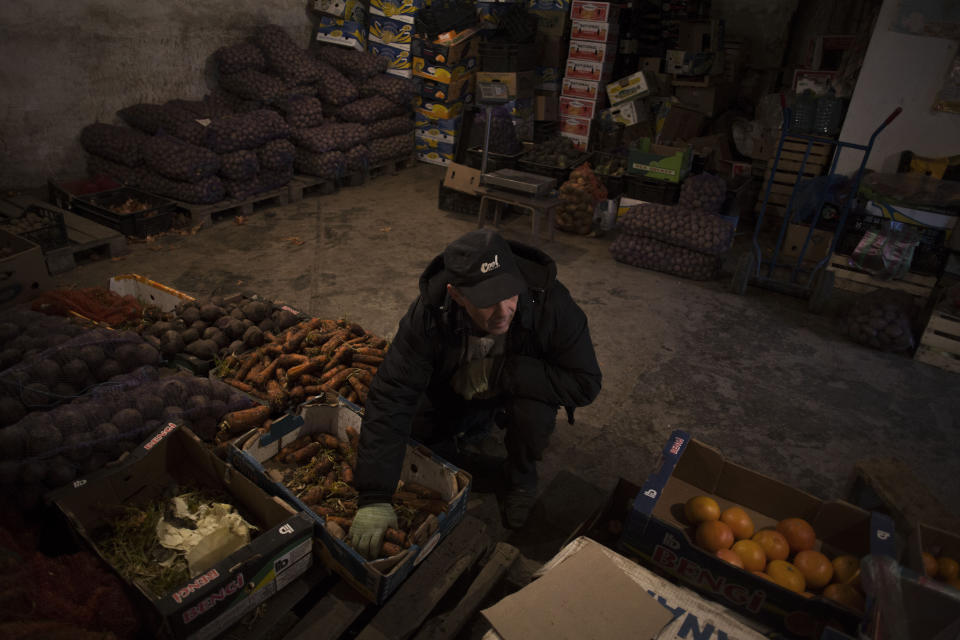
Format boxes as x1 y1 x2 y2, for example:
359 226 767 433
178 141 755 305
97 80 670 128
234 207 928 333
880 107 903 128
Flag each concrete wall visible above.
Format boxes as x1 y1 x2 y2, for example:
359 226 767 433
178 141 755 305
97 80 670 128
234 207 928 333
713 0 800 67
0 2 312 188
836 0 960 175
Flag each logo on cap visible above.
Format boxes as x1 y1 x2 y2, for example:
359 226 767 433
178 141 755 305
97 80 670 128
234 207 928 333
480 254 501 274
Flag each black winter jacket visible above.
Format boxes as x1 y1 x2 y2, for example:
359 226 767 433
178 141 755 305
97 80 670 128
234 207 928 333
354 239 602 504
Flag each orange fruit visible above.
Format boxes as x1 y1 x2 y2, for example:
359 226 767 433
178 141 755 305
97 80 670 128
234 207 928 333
696 520 735 552
767 559 806 593
831 554 860 584
922 552 938 577
776 518 817 554
717 548 744 568
937 556 959 582
823 583 865 613
793 550 834 590
720 506 755 540
684 496 720 525
732 539 767 572
753 570 774 581
948 576 960 591
753 529 790 562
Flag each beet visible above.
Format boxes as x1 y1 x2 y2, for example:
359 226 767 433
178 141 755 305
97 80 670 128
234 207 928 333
78 345 107 371
160 378 189 404
22 382 51 407
63 432 94 463
114 343 140 370
52 382 77 399
0 323 17 342
97 359 123 382
0 398 26 427
161 331 185 357
190 320 208 332
258 319 276 333
28 421 62 455
186 339 218 359
230 307 245 320
243 325 264 348
44 455 77 488
199 304 223 322
92 422 121 452
273 309 297 331
20 460 48 485
227 340 244 354
0 424 27 459
180 306 201 324
180 328 200 345
0 348 21 369
135 393 164 419
56 407 88 436
163 406 185 423
226 319 246 340
134 343 160 366
62 358 91 386
31 359 60 386
215 316 234 331
112 408 144 433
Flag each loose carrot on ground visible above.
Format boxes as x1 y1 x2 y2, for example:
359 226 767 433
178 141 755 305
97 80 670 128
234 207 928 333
263 331 279 344
299 374 321 385
290 441 321 464
283 323 312 353
219 404 271 436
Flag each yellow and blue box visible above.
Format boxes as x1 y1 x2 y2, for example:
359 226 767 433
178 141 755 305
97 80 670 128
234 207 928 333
528 0 571 11
369 0 423 21
314 16 367 51
416 96 467 120
417 73 475 103
413 57 477 84
312 0 370 23
369 41 412 77
417 150 455 167
415 113 461 143
535 66 562 91
369 14 415 47
412 28 480 66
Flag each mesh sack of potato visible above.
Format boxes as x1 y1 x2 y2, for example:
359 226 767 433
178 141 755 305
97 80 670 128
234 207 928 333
142 134 221 184
369 115 413 139
257 139 296 172
295 149 346 179
277 95 324 128
314 60 360 106
208 90 262 115
678 172 727 215
610 234 720 281
218 69 286 104
255 24 323 84
87 154 147 187
117 103 206 145
368 131 414 163
358 74 417 104
139 171 225 204
344 145 369 172
619 203 735 255
556 163 608 235
337 95 406 123
315 44 389 78
204 109 290 153
280 81 319 102
216 41 266 75
79 123 147 167
223 168 293 200
218 149 259 181
843 290 916 353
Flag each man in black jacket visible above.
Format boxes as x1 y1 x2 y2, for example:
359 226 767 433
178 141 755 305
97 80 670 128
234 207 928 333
349 229 601 558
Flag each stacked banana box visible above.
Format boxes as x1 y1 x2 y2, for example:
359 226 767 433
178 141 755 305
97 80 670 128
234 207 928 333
368 0 424 77
413 27 480 166
313 0 373 51
558 0 619 151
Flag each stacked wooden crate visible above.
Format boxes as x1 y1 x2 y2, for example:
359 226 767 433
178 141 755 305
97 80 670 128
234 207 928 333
754 136 834 220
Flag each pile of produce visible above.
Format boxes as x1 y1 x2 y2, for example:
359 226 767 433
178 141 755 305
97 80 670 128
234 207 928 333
610 234 719 280
593 155 627 178
678 173 727 215
619 203 735 255
843 292 915 352
521 136 581 169
219 149 259 181
216 41 266 74
557 163 607 235
368 132 415 165
269 427 447 559
80 124 147 169
141 134 220 184
117 103 208 145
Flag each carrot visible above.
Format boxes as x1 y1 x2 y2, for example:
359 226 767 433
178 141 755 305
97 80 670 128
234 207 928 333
313 455 334 478
266 379 286 410
381 542 403 557
366 337 388 350
384 528 407 547
351 347 386 358
340 462 354 484
288 385 305 405
276 353 309 368
329 344 353 367
404 482 443 500
345 426 359 441
329 483 357 499
219 405 270 436
259 419 272 434
350 362 378 375
347 374 367 399
319 364 347 383
392 491 418 503
407 498 448 515
345 390 358 404
302 484 324 504
234 353 259 381
319 330 349 355
327 516 353 530
290 441 321 464
346 322 365 336
352 354 384 365
325 519 346 540
225 378 256 394
263 331 279 344
322 367 359 392
263 343 283 357
303 385 323 396
250 358 280 388
323 470 337 489
287 356 326 383
244 361 265 383
277 435 313 463
299 374 321 386
318 433 341 450
283 323 313 353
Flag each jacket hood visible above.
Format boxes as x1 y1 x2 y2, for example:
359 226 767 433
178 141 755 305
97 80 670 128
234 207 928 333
419 238 557 308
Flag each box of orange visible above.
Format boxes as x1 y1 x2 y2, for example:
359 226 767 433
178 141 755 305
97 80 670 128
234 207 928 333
569 0 619 22
558 96 598 119
564 58 613 83
561 77 601 100
569 19 618 43
567 39 614 63
620 430 897 639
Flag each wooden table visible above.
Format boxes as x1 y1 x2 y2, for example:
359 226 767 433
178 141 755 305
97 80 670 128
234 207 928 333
477 188 560 243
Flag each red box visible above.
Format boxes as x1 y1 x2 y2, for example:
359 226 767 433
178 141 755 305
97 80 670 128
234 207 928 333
570 20 618 43
559 96 599 119
570 0 619 23
560 132 590 152
559 115 591 137
561 77 601 100
565 58 613 82
567 39 614 63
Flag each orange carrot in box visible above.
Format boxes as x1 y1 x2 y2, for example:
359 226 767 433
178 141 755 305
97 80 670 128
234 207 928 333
327 516 353 530
319 364 346 383
350 362 378 375
340 462 354 484
278 435 313 463
347 374 367 399
345 390 358 404
303 385 323 396
352 354 384 365
318 433 341 450
244 361 265 383
288 356 326 382
384 528 406 547
302 485 324 504
407 498 448 515
322 367 359 392
276 353 309 368
250 358 280 387
288 385 306 405
219 405 271 436
381 542 403 557
290 441 321 464
234 354 258 381
313 455 334 477
310 504 333 518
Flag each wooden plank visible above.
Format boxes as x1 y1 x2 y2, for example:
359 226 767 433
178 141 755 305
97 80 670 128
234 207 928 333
356 516 490 640
221 572 323 640
914 346 960 374
285 580 369 640
412 543 519 640
772 158 824 174
778 150 829 166
782 139 833 156
767 182 795 196
767 192 791 206
917 331 960 354
764 169 818 186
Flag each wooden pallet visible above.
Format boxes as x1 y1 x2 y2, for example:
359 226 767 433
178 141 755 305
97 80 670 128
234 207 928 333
337 170 366 188
754 137 834 216
173 187 289 228
288 175 338 202
914 304 960 374
368 155 417 181
44 209 128 274
827 253 938 299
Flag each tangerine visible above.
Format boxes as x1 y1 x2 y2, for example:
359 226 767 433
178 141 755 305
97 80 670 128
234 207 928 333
684 496 720 525
732 539 767 572
696 520 735 552
716 548 744 568
831 554 860 584
776 518 817 554
922 551 938 578
937 556 959 582
823 583 865 613
793 550 833 590
767 559 806 593
720 506 755 540
948 576 960 591
753 529 790 562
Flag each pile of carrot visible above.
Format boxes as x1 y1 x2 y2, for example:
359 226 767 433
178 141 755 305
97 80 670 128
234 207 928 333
274 426 448 560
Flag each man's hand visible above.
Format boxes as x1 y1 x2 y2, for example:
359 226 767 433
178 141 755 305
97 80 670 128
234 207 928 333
349 503 398 560
450 357 500 400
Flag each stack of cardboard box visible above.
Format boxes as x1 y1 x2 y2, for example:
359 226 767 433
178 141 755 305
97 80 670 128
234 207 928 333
413 26 480 166
558 0 620 151
368 0 423 78
314 0 375 52
666 19 734 118
530 2 570 122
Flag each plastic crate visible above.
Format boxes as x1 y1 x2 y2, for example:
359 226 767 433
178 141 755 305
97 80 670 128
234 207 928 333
479 41 537 71
465 147 523 172
533 121 559 144
624 175 681 204
0 201 69 252
517 152 591 185
72 187 176 238
592 152 628 199
837 212 949 276
48 175 122 210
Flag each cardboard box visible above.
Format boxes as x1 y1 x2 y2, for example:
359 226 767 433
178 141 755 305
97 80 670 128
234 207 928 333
369 0 422 21
108 273 195 312
415 132 455 158
606 70 653 105
570 0 619 23
443 162 485 195
535 66 562 90
230 399 471 604
51 423 314 640
621 431 897 638
535 91 560 120
414 112 461 139
537 35 566 67
413 57 477 84
639 56 662 74
674 83 734 117
368 14 415 47
369 41 412 75
314 16 367 51
657 103 706 144
559 132 590 152
559 96 598 119
570 20 618 43
412 27 480 65
532 9 569 37
568 39 614 63
602 98 648 127
677 19 723 53
627 138 692 183
416 97 466 120
417 72 475 103
418 150 453 167
0 229 52 309
561 77 601 100
564 58 613 83
476 71 535 99
528 0 571 10
312 0 369 22
559 115 592 138
781 223 835 264
665 49 720 76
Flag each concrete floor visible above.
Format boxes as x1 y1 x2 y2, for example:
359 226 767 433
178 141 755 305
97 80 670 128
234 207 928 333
52 163 960 563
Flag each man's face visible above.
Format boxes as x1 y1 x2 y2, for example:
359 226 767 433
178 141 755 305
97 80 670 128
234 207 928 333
447 285 518 335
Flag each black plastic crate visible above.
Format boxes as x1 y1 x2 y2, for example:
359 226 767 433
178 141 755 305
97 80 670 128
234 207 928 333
465 147 523 172
624 175 681 204
592 152 629 199
533 121 558 144
517 152 591 185
479 41 537 71
48 175 123 210
72 187 176 238
438 181 482 216
0 201 69 252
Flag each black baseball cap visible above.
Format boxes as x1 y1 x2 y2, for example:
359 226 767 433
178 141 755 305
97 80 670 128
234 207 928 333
443 230 525 308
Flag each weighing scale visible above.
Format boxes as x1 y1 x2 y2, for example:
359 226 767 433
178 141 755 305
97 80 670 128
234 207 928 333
477 80 556 198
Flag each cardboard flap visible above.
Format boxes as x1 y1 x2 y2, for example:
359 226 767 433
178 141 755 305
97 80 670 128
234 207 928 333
633 430 689 516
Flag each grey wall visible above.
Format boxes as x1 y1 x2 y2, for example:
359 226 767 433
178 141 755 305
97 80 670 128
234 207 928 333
0 2 313 188
713 0 800 67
